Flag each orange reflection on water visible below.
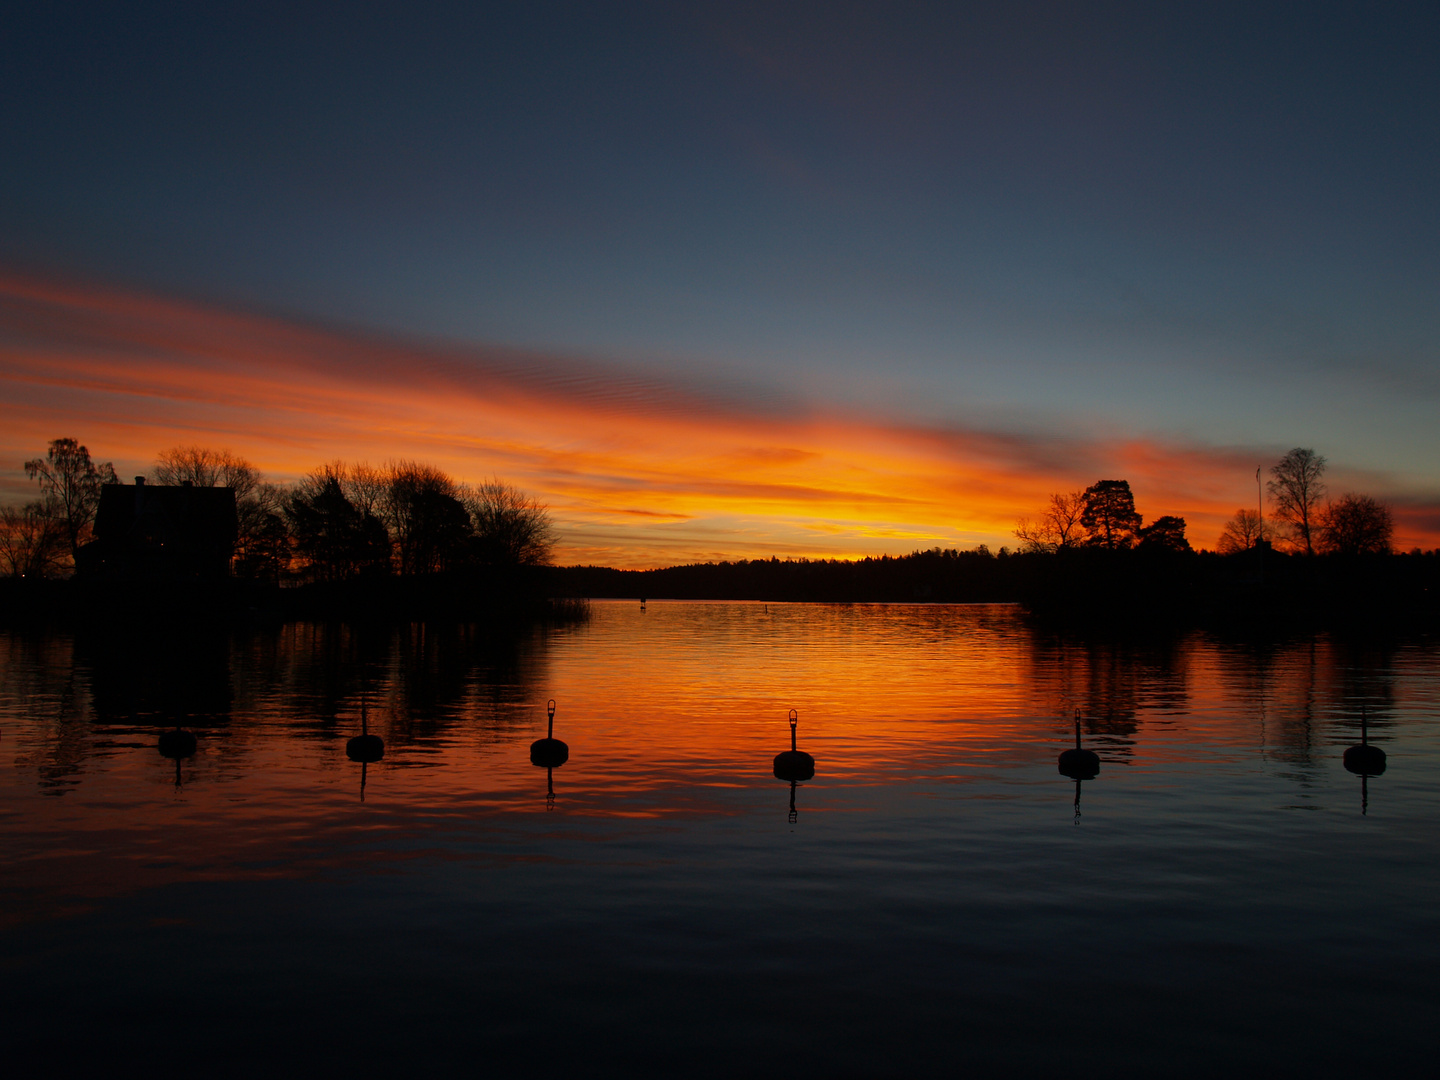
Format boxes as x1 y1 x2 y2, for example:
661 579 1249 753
3 602 1434 930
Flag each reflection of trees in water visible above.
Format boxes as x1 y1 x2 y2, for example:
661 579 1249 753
2 620 552 790
1026 628 1192 758
0 632 88 792
378 622 545 746
1221 634 1399 776
232 620 551 754
5 622 235 793
1024 626 1406 780
1328 637 1397 740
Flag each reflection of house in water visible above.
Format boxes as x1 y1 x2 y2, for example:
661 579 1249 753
83 622 234 726
81 477 238 579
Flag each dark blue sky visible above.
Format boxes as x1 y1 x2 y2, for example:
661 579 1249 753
4 1 1439 504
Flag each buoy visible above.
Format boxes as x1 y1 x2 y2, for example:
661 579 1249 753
1343 706 1386 776
530 699 569 768
1058 709 1100 780
158 724 197 788
346 696 384 763
158 728 197 760
773 709 815 782
346 734 383 762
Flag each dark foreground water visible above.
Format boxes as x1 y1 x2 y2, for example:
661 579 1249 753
2 602 1437 1075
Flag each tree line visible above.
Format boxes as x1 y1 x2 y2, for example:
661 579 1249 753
1014 479 1192 554
1014 448 1398 558
1 438 554 581
1219 448 1393 557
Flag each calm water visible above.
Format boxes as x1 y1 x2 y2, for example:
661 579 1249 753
2 602 1437 1075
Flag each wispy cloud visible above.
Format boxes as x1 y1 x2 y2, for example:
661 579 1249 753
3 270 1437 563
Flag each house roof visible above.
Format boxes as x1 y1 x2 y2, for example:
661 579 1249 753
94 481 239 546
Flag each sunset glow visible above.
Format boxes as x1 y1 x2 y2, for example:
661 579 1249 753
7 273 1433 564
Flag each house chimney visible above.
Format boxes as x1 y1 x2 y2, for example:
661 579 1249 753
135 476 145 486
182 479 193 488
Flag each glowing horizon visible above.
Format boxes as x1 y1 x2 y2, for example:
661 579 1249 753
4 271 1438 566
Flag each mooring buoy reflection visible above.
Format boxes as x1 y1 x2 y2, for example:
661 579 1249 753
531 699 568 809
1059 709 1101 823
1344 706 1387 815
773 709 815 821
158 724 197 788
346 693 384 802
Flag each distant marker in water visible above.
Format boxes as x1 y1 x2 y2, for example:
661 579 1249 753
530 699 569 768
1343 706 1386 816
1058 708 1100 780
1343 706 1386 777
158 723 197 788
158 726 197 761
773 709 815 782
346 694 384 801
346 695 384 764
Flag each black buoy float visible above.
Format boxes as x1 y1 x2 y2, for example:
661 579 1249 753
1343 706 1386 777
158 727 198 760
773 709 815 782
530 699 569 768
1344 706 1387 816
346 695 384 802
1058 708 1100 780
346 697 384 764
158 724 197 787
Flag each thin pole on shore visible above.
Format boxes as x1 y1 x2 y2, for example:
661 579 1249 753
1255 467 1266 584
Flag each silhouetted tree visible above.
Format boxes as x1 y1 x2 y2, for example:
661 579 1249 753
1137 515 1191 553
1014 490 1086 553
1268 448 1326 555
24 437 118 563
1318 494 1393 556
286 469 390 582
340 461 387 518
233 482 291 580
1217 508 1270 554
153 445 259 497
1080 480 1141 550
383 462 472 575
466 480 555 566
0 502 64 577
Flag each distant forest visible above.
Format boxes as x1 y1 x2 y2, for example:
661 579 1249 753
554 452 1437 625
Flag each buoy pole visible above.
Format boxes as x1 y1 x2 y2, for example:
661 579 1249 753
1075 707 1082 750
1361 706 1368 746
547 699 556 740
790 708 798 753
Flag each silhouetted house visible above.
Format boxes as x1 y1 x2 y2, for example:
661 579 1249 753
81 477 238 579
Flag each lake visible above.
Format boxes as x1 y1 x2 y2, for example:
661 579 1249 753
2 601 1437 1075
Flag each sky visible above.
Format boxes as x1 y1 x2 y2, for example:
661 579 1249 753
3 1 1438 564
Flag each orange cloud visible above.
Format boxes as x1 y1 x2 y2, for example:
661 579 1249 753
3 270 1437 564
